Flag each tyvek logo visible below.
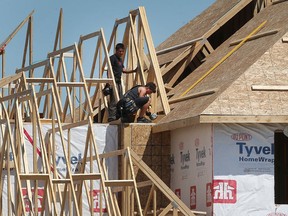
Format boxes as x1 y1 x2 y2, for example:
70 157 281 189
196 147 206 167
180 150 190 170
22 188 44 212
91 190 107 213
213 180 237 204
237 142 274 164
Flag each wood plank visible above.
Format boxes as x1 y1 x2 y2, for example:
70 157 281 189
57 82 85 87
204 0 254 37
161 42 198 76
85 78 114 83
282 37 288 43
251 85 288 91
15 59 48 73
153 113 288 133
272 0 288 5
115 16 130 25
99 149 127 158
0 72 23 88
156 37 204 55
47 44 75 57
72 173 101 180
18 88 52 103
137 180 153 188
200 115 288 123
168 89 217 104
26 78 54 83
0 10 34 52
230 29 279 46
47 119 89 133
51 179 71 184
19 173 49 181
105 180 135 187
0 89 31 103
80 31 101 42
139 7 170 115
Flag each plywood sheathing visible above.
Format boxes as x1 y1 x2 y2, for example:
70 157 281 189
204 31 288 116
153 1 288 133
120 124 171 208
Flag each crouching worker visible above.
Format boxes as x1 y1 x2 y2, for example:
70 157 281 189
116 82 157 123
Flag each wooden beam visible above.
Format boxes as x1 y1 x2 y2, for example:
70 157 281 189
57 82 85 87
168 89 217 104
105 180 134 187
153 114 288 133
272 0 288 5
156 37 204 55
115 17 130 25
161 43 197 75
72 173 101 180
85 78 114 84
47 44 75 57
16 59 48 73
46 119 89 133
199 115 288 123
204 0 254 37
139 7 171 114
251 85 288 91
19 173 49 181
0 72 23 88
230 29 279 46
152 116 200 133
25 78 54 83
79 31 101 42
0 10 34 53
282 37 288 43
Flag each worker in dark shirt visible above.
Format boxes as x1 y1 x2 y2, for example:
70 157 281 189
117 82 157 123
108 43 137 122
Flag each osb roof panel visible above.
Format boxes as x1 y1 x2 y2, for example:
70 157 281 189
156 0 239 65
157 2 288 125
204 31 288 115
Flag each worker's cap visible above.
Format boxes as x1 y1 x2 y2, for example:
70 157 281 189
145 82 157 93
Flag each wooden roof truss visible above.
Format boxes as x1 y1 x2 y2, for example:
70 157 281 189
107 7 170 114
159 0 274 90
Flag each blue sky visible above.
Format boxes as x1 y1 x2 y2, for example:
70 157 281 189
0 0 215 76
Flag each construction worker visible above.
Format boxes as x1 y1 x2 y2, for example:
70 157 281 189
107 43 137 122
117 82 157 123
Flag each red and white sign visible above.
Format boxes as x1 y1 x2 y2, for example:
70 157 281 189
190 186 196 209
213 179 236 204
91 190 107 213
22 188 45 212
175 189 181 199
206 183 212 207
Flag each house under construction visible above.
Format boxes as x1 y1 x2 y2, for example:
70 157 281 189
1 0 288 215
